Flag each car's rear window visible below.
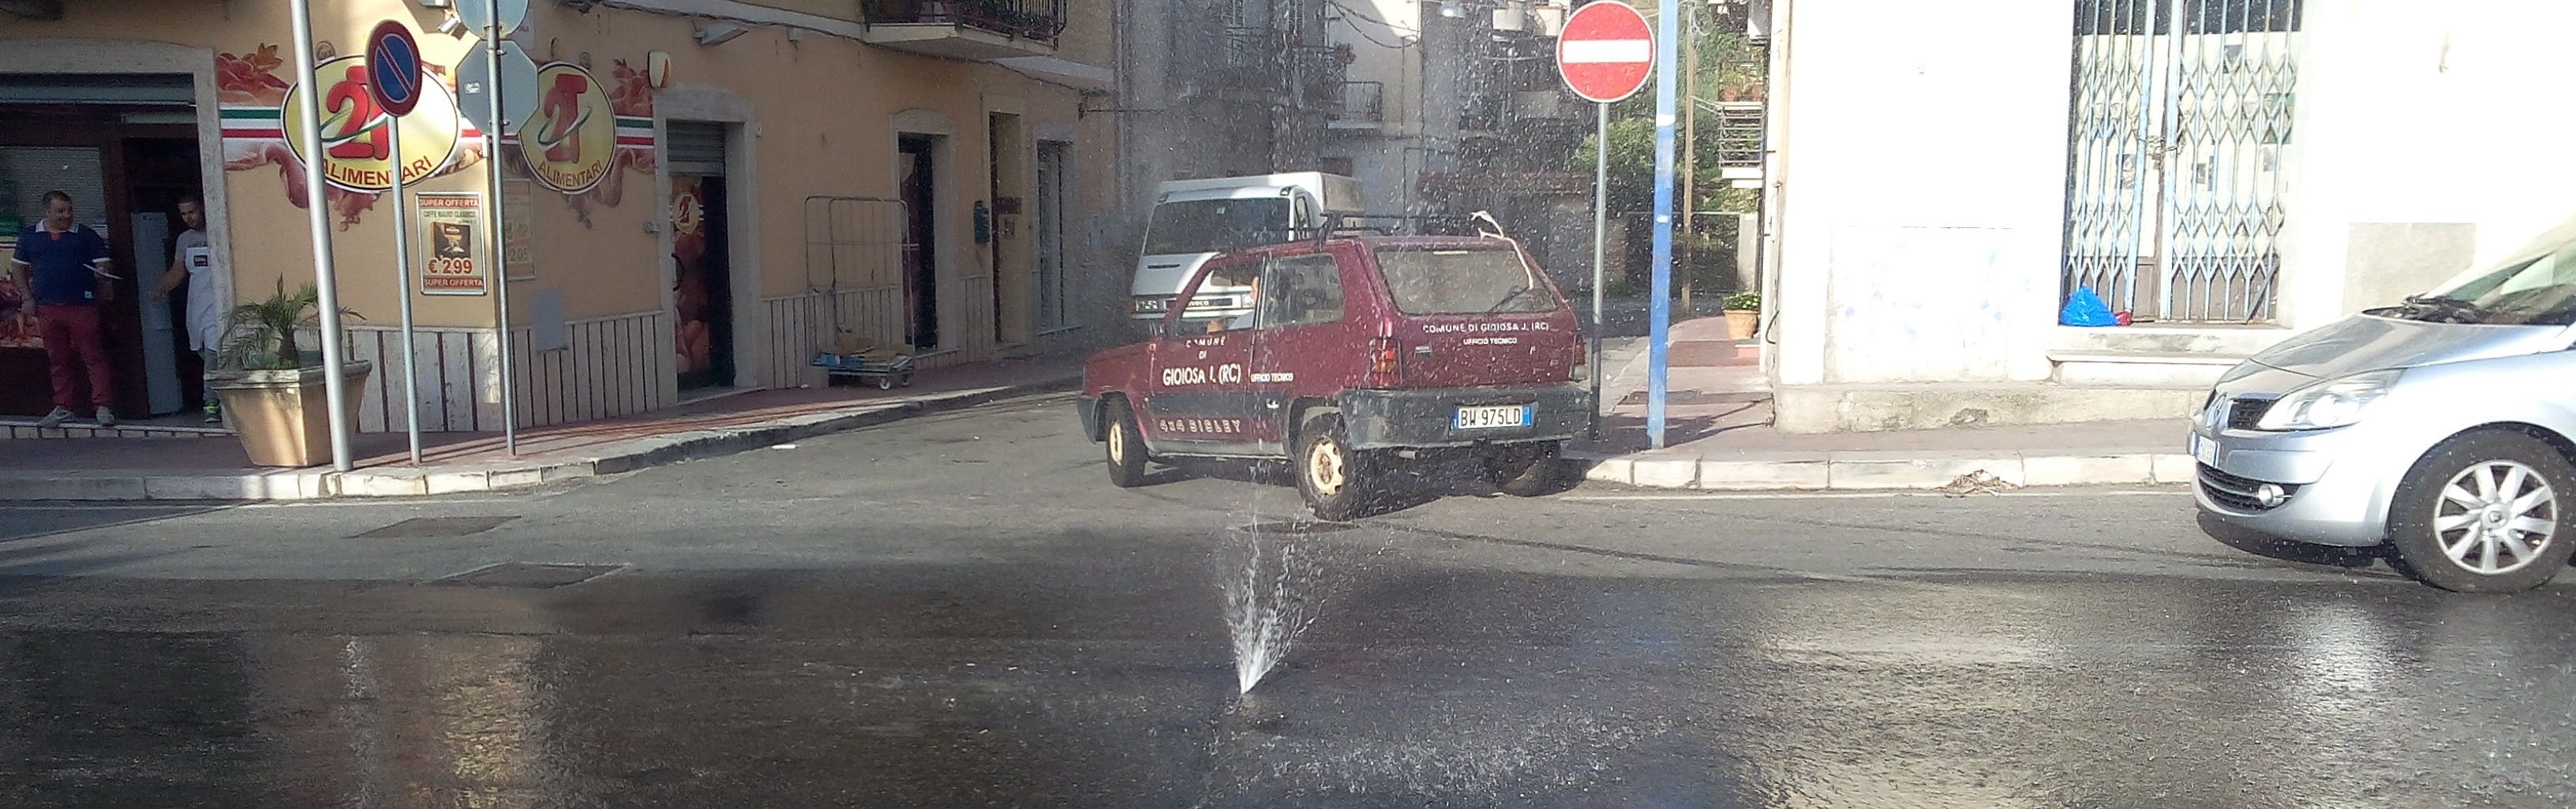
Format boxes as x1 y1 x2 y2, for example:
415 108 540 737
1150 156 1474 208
1372 247 1559 316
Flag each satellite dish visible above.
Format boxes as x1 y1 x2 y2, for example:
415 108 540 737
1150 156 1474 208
457 0 531 38
456 39 538 137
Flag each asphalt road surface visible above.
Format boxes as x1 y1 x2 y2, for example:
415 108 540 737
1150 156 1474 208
3 392 2573 808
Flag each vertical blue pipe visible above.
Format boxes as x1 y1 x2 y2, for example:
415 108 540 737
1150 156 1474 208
1647 0 1678 448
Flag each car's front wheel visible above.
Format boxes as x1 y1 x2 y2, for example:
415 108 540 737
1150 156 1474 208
2387 430 2576 593
1296 414 1376 521
1103 399 1150 489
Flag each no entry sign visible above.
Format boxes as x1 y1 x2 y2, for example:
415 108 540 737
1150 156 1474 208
1557 1 1653 104
365 21 425 116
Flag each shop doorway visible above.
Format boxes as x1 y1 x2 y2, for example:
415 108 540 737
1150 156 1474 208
0 103 201 421
1034 141 1068 333
668 122 734 391
898 135 941 350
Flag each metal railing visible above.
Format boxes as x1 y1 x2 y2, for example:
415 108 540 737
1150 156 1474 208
865 0 1067 43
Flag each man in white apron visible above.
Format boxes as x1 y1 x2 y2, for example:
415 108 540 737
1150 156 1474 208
153 195 225 423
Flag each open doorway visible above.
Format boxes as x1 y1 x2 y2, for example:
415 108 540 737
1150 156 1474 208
1034 141 1068 333
123 137 208 417
668 122 735 391
898 135 940 350
0 113 202 421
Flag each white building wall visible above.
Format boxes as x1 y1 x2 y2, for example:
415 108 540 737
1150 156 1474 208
1769 0 2074 387
1767 0 2576 433
2282 0 2576 326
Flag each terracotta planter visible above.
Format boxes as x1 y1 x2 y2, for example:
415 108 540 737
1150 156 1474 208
1723 309 1759 340
210 361 374 468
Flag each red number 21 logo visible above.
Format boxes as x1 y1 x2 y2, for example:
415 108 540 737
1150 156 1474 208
322 66 389 161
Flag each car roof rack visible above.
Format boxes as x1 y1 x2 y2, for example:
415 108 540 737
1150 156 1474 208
1293 212 1510 246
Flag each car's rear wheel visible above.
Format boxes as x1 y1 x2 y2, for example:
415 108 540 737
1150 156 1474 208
1296 414 1376 521
1103 399 1150 489
2387 430 2576 593
1485 440 1569 497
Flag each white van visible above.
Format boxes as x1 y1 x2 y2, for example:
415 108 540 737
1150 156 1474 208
1128 172 1364 321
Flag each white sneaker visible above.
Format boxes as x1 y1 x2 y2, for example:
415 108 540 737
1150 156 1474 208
33 407 69 429
95 406 117 428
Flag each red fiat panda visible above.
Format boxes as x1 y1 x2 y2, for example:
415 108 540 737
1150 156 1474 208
1077 234 1591 519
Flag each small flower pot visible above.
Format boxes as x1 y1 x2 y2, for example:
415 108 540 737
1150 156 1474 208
210 361 373 468
1723 309 1759 340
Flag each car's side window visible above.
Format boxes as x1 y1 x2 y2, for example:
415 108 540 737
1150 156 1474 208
1185 259 1264 334
1260 253 1345 329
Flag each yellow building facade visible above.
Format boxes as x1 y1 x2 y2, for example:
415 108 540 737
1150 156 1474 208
1 0 1117 432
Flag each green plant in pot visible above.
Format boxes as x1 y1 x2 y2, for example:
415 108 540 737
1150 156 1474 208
1721 291 1761 340
208 278 373 468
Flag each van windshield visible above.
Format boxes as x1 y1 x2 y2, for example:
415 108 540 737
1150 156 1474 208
1372 247 1559 316
2389 236 2576 325
1142 198 1291 255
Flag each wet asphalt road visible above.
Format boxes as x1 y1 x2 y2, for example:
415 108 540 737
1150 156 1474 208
4 392 2576 808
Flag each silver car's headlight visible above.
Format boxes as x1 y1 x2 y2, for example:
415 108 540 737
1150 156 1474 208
2255 369 2402 431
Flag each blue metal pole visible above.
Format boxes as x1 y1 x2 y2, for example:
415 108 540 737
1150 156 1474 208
1647 0 1678 449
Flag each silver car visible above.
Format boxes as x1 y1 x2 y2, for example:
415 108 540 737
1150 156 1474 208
2195 218 2576 592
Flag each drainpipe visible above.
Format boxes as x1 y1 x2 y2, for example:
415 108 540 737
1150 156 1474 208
1755 0 1791 383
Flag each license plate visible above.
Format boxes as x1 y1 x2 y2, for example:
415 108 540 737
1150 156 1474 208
2192 435 2219 466
1454 405 1533 430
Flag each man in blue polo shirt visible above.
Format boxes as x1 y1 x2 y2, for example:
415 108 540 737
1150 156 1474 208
9 190 118 429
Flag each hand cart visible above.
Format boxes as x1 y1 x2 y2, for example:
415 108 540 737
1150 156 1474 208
811 350 915 391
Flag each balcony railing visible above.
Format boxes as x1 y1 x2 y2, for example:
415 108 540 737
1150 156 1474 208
867 0 1066 43
1327 81 1384 128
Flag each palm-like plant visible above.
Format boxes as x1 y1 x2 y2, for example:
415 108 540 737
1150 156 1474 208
220 278 361 371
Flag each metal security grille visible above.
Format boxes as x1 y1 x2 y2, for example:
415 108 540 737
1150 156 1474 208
2063 0 2302 323
665 122 727 174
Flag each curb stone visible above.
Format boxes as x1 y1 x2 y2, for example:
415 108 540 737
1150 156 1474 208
0 375 1081 502
1567 448 2195 492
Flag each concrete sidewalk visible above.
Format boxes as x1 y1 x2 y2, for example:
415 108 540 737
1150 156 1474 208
1569 316 2192 491
0 355 1083 501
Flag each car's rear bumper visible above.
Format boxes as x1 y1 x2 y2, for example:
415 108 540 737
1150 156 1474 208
1340 384 1590 450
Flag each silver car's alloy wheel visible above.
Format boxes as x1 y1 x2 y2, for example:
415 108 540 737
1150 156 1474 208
2433 459 2558 576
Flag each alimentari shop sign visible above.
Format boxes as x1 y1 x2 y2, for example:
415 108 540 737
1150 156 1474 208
279 54 464 193
519 62 617 194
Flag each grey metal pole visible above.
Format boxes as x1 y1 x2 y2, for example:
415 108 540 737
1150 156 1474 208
481 2 520 455
388 114 424 465
1589 102 1607 440
287 0 354 473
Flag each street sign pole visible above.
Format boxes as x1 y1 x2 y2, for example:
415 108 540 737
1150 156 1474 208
481 0 522 455
368 21 427 466
1648 0 1679 449
1556 0 1653 444
287 0 354 474
1589 101 1607 440
388 120 423 465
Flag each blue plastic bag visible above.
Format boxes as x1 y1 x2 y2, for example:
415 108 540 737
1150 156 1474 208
2060 287 2117 328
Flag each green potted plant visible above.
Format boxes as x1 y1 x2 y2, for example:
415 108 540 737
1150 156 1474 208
1722 290 1761 340
208 278 371 467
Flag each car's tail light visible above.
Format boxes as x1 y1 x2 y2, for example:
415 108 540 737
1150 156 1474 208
1367 336 1402 387
1570 339 1586 380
